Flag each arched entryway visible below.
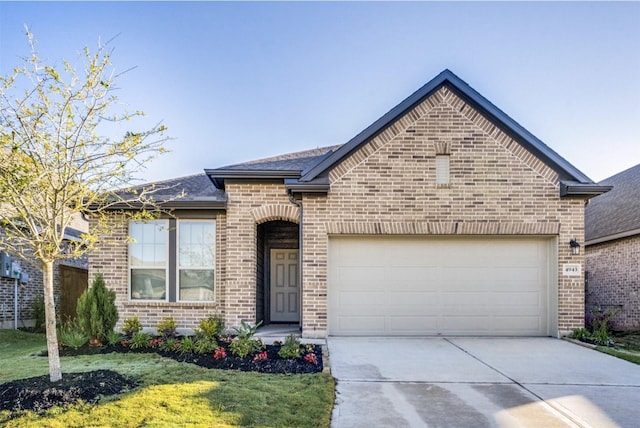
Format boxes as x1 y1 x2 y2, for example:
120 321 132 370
256 220 299 326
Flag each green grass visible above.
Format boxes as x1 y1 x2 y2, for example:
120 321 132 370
596 346 640 365
0 330 335 427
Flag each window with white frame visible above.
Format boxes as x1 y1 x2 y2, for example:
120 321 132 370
128 219 216 302
129 220 168 300
178 220 215 302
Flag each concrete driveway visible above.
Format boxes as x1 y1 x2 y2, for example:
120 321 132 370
328 337 640 427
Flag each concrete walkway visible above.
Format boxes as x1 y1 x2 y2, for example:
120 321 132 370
328 337 640 427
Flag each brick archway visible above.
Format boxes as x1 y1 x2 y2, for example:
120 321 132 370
250 204 299 225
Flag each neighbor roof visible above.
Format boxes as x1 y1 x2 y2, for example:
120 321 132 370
207 69 602 195
586 163 640 245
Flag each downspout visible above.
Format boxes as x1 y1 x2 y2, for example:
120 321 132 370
288 190 303 333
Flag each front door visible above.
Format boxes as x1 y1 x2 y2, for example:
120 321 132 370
270 249 300 322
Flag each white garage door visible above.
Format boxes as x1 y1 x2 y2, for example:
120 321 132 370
328 236 554 336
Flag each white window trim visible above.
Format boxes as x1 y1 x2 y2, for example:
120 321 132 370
176 219 216 303
128 219 169 302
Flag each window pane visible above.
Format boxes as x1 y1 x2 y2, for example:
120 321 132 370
179 269 214 301
179 221 215 267
130 221 167 266
131 269 166 300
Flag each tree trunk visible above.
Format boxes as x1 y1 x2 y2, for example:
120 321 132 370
43 261 62 382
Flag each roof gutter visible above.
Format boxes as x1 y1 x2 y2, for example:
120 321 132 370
586 227 640 246
205 169 302 189
284 178 330 193
559 182 613 197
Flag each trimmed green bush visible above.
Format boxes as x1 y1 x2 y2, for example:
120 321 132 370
122 316 143 337
76 274 118 343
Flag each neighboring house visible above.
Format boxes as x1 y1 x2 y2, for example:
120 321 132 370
0 216 89 329
89 69 608 338
585 164 640 329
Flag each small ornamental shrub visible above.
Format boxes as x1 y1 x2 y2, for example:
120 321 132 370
57 319 88 349
213 347 227 360
130 331 152 349
179 336 196 354
195 315 225 340
30 294 46 332
159 337 179 352
76 274 118 343
122 316 143 337
253 351 268 362
107 330 123 346
194 336 219 354
572 328 590 341
278 334 301 359
156 317 177 338
148 337 163 348
303 343 315 355
303 353 318 365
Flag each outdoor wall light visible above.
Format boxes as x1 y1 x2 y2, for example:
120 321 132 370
569 239 580 255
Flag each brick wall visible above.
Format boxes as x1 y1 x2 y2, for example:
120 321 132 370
88 212 226 331
586 235 640 329
299 86 585 337
0 257 86 329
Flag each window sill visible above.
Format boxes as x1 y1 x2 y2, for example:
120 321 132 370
124 301 218 308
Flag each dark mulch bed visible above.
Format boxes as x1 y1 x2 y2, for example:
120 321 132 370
56 342 324 374
2 340 322 415
0 370 137 413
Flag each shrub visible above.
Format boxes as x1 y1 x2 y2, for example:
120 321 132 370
194 336 219 354
57 319 88 349
213 347 227 360
233 320 262 340
278 334 301 359
130 331 152 350
572 327 590 340
156 316 177 338
179 336 196 354
122 316 143 337
107 330 123 346
195 315 225 340
159 337 179 352
229 320 263 358
30 294 46 332
76 274 118 343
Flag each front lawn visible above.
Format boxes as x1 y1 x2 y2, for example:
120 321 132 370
596 331 640 365
0 330 335 427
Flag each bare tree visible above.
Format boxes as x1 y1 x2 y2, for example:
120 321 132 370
0 29 169 382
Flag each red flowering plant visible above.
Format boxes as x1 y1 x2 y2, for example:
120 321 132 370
213 347 227 360
253 351 268 362
303 353 318 365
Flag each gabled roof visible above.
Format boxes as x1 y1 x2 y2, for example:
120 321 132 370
586 163 640 245
206 69 602 196
300 69 593 187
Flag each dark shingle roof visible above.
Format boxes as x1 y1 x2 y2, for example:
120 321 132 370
113 173 226 209
585 163 640 243
215 145 341 172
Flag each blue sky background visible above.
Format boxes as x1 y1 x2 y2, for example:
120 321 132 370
1 1 638 183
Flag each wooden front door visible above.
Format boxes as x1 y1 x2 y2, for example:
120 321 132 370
270 249 300 322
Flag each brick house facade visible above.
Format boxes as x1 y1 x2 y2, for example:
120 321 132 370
585 164 640 329
89 70 605 338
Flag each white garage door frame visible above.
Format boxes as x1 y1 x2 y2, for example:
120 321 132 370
328 235 558 337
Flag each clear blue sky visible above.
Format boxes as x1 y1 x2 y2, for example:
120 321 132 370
1 1 639 183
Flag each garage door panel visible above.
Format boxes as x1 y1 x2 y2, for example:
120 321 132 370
329 237 552 336
336 316 386 333
337 291 386 306
388 316 440 333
